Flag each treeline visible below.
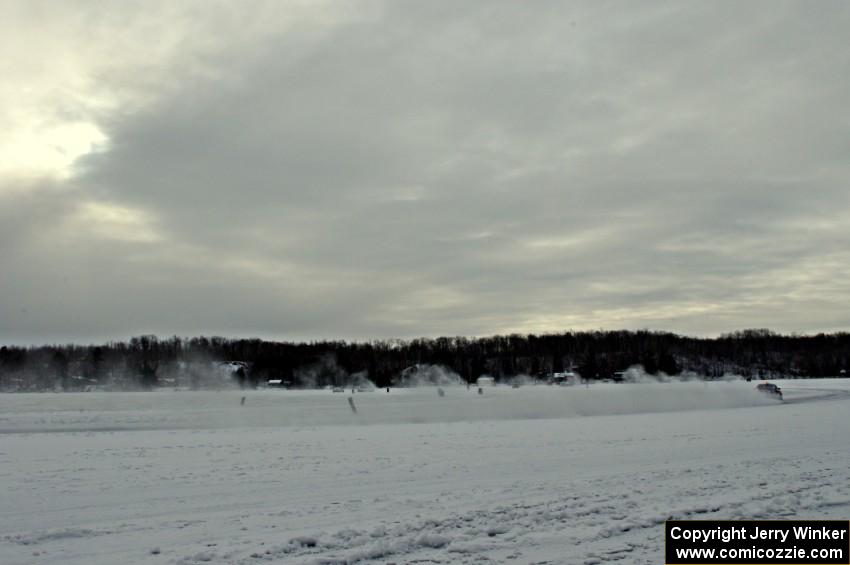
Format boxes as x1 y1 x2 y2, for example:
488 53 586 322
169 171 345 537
1 329 848 392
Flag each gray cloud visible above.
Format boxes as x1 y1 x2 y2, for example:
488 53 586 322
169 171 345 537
3 0 850 343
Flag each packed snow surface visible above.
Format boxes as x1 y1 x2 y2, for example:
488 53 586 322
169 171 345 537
1 379 849 564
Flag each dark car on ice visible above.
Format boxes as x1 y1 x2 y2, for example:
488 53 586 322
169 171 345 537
756 382 783 400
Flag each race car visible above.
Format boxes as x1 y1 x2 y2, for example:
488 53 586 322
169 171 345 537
756 382 783 400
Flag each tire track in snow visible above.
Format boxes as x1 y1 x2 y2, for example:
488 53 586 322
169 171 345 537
178 454 850 565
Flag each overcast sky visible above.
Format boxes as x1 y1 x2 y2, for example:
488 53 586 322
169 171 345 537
2 1 849 344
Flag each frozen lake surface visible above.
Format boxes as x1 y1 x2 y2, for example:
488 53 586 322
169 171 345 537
2 379 849 564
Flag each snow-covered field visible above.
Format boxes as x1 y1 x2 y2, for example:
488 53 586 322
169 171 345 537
2 379 849 564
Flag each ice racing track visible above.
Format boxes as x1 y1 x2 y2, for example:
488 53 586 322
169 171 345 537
780 383 850 404
1 379 849 565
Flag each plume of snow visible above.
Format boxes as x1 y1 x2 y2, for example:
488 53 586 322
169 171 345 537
395 364 466 387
